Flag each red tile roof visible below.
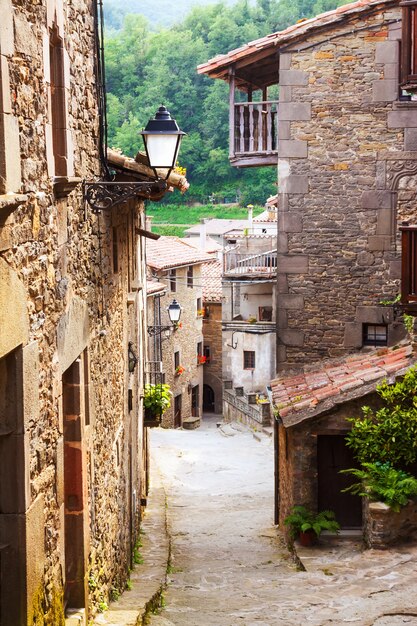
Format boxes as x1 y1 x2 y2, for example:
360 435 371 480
146 236 216 271
271 344 416 427
202 260 223 302
198 0 395 81
146 280 166 296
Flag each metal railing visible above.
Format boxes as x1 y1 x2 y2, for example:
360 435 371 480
233 101 278 155
223 249 277 275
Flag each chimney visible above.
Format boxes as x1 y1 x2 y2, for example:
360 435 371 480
145 215 153 232
200 218 207 252
247 204 253 233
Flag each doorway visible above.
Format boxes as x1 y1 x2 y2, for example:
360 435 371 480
62 359 87 612
174 394 182 428
191 385 199 417
203 385 215 412
317 435 362 529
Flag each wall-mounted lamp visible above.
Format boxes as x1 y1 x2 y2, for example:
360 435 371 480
84 106 185 213
148 299 182 337
128 342 138 373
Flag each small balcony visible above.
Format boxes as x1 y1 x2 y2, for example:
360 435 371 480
400 224 417 315
230 101 278 167
223 248 277 279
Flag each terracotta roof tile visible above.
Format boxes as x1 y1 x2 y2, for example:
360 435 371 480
272 344 416 427
146 280 166 296
201 260 223 302
146 236 216 271
198 0 395 79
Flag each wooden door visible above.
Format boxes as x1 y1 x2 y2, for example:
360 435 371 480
317 435 362 529
191 385 199 417
174 395 182 428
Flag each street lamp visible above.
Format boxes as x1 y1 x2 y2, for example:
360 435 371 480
147 299 182 336
84 106 185 212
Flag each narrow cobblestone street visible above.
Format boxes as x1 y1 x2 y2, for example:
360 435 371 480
149 416 417 626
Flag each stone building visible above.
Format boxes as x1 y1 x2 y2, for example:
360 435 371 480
198 0 417 372
201 259 223 413
0 1 188 623
270 343 416 530
146 236 215 428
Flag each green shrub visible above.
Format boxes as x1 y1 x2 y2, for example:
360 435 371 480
345 366 417 470
283 506 340 539
143 384 172 416
341 462 417 512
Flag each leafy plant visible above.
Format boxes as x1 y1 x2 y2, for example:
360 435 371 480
283 506 340 539
341 462 417 512
143 383 172 416
345 366 417 470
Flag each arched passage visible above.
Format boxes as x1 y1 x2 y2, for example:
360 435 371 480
203 384 215 412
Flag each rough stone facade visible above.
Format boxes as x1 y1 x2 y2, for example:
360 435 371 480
146 263 205 428
277 3 417 370
364 498 417 548
0 1 149 623
201 301 223 413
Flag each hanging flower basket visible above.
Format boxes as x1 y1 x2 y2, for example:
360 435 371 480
143 384 171 427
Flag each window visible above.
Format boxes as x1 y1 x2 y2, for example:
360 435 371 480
174 351 180 369
203 345 211 363
401 1 417 91
196 297 203 316
363 324 388 347
197 341 203 365
187 265 193 288
169 269 176 292
259 306 273 322
243 350 256 369
50 24 67 175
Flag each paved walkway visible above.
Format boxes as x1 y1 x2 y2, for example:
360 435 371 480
148 416 417 626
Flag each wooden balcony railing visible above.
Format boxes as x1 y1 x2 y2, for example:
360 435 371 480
223 249 277 277
230 101 278 167
401 224 417 314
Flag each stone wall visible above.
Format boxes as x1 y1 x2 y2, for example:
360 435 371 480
201 301 223 414
364 499 417 548
277 5 415 370
155 264 204 428
0 1 148 622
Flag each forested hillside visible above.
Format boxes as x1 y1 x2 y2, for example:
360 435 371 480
104 0 349 204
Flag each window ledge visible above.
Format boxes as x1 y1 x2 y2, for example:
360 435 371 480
53 176 82 198
394 100 417 109
0 193 28 219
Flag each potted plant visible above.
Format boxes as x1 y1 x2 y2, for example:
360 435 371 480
175 365 185 376
197 355 207 365
284 506 340 546
143 383 172 427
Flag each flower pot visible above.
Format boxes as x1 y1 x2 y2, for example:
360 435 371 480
298 530 318 547
144 407 162 428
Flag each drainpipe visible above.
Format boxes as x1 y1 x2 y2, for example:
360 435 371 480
247 205 253 234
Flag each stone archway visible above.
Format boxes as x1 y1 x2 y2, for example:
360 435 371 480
203 384 215 412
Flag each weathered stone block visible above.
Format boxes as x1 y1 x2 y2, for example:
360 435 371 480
375 40 399 64
279 140 308 158
278 121 290 140
383 63 399 80
0 259 28 358
279 53 292 71
361 190 393 209
355 305 393 324
376 208 393 235
277 255 309 273
0 56 11 114
279 70 308 86
279 328 304 347
368 235 392 251
0 1 14 55
22 341 39 432
0 112 21 192
279 212 302 233
404 128 417 151
279 294 304 310
372 79 397 102
277 232 288 254
343 322 363 348
279 102 311 121
279 174 308 194
388 109 417 128
389 259 401 279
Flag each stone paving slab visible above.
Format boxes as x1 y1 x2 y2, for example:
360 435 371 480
94 461 170 626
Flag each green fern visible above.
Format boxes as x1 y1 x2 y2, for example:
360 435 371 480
284 506 340 538
341 462 417 512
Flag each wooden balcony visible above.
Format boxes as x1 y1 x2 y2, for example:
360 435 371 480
230 101 278 168
223 249 277 279
401 224 417 315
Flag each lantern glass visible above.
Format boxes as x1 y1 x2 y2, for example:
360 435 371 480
140 106 185 180
168 299 182 324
